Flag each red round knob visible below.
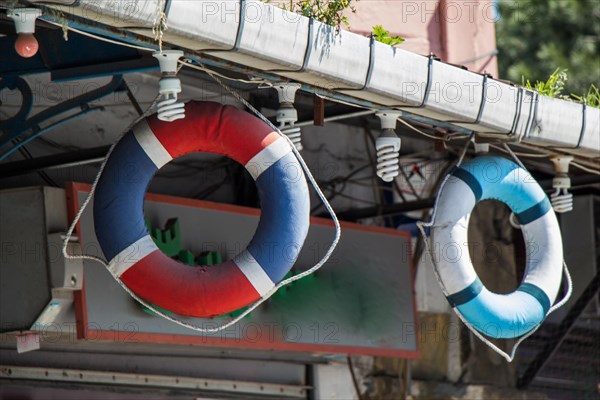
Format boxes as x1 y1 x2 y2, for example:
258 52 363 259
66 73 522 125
15 33 39 58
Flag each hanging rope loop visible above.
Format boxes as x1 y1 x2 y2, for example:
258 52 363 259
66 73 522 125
417 141 572 362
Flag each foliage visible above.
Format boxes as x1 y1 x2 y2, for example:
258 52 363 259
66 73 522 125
571 84 600 107
522 68 600 108
372 25 404 46
280 0 358 33
522 68 569 98
496 0 600 96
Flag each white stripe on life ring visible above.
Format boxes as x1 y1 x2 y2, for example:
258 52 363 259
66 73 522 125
133 120 173 168
107 235 158 278
430 177 478 295
234 250 275 296
245 137 293 180
520 210 563 300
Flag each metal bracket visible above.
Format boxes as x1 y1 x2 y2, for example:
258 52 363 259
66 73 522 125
0 75 124 160
329 35 377 92
398 54 437 109
475 87 538 143
198 0 247 53
268 18 315 74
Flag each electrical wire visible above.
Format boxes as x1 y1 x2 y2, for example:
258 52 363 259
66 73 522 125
316 92 463 141
35 137 82 152
319 92 471 143
194 168 233 200
311 164 373 214
490 144 549 158
43 18 270 87
396 117 471 141
42 19 155 52
344 179 395 192
395 117 443 140
179 59 269 85
490 144 600 175
327 191 379 206
502 141 600 174
571 161 600 176
152 0 168 52
302 143 367 163
16 144 58 187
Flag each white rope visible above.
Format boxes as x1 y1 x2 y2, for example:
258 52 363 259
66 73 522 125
416 142 573 362
62 74 340 335
502 143 527 170
152 0 168 52
44 0 580 340
457 133 475 165
62 94 161 266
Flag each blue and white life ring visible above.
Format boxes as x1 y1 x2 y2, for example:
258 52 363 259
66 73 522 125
93 101 310 317
430 156 563 338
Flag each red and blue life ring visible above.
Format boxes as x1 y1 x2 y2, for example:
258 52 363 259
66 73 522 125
93 101 310 317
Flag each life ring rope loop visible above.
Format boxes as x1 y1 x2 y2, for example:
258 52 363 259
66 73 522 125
419 155 570 355
62 70 341 334
94 101 310 318
419 154 572 361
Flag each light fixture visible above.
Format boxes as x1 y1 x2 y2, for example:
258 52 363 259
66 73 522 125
375 111 403 182
152 50 185 122
550 155 574 213
273 83 302 151
7 8 42 58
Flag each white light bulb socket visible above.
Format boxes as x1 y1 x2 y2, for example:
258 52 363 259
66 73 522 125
7 8 41 34
274 83 301 104
550 155 574 190
153 50 184 74
473 142 490 154
376 110 403 130
550 155 574 174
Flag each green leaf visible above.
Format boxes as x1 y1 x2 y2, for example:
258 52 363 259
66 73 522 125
372 25 404 46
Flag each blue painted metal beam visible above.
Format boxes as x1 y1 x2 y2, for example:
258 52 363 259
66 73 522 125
0 75 124 161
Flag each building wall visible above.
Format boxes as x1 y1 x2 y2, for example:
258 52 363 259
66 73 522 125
347 0 499 76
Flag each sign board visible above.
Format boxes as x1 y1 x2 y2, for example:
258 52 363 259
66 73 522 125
67 182 418 357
